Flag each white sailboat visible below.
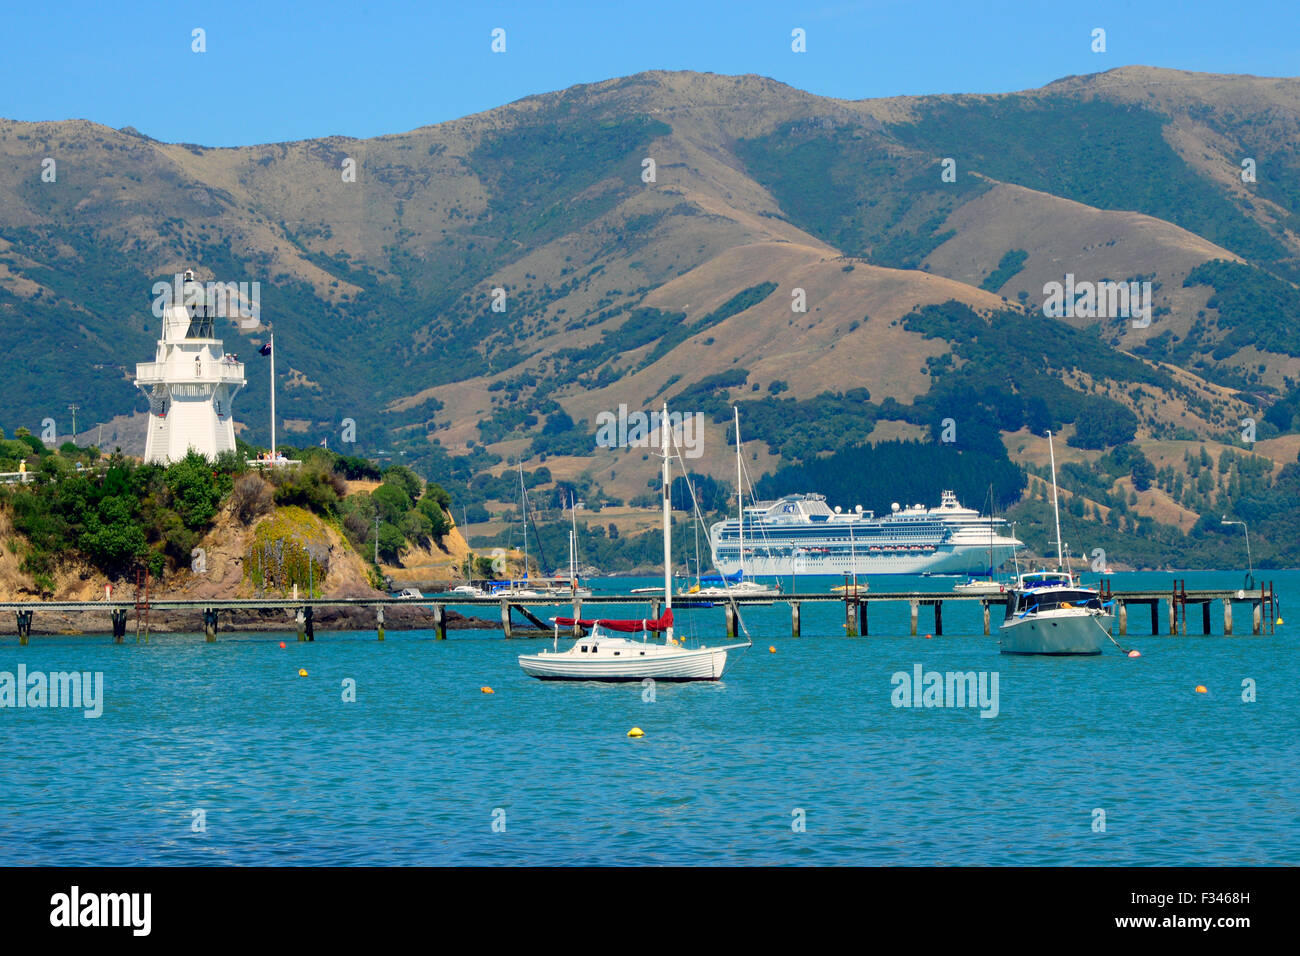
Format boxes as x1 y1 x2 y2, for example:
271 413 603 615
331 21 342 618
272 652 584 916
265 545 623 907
955 486 1008 594
998 432 1111 655
696 407 780 599
543 494 593 597
493 463 543 597
519 404 751 681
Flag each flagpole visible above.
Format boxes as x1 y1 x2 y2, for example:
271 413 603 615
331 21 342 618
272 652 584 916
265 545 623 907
269 332 276 461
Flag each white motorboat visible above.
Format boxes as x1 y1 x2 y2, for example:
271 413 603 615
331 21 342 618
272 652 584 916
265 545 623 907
491 585 543 598
520 402 750 682
999 570 1110 655
689 578 779 602
954 577 1006 595
543 584 594 598
998 432 1111 655
449 584 485 597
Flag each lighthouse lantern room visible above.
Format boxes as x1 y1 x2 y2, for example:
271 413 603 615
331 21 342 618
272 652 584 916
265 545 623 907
136 270 246 464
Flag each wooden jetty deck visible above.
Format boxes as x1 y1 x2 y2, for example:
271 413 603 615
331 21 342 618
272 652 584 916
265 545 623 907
0 579 1279 643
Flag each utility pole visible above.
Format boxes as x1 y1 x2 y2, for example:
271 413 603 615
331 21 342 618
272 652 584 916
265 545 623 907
68 404 79 442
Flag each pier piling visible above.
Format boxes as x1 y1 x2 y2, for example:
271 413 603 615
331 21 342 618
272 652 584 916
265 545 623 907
110 608 128 642
725 603 738 638
843 598 857 637
982 601 991 636
572 599 583 638
909 600 919 637
934 601 944 637
1223 599 1233 636
432 604 447 640
859 599 868 637
1253 602 1262 635
376 605 385 642
1117 600 1127 637
295 606 314 642
203 607 218 642
15 610 32 646
1202 602 1211 635
499 600 513 639
791 601 801 637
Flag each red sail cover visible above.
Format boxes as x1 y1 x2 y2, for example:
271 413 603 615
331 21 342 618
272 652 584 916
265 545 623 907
553 609 674 632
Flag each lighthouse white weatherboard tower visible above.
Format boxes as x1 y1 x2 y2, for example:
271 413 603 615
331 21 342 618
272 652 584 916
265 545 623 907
136 271 246 464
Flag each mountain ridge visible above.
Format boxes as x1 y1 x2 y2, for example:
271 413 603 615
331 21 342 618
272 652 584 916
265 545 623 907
4 65 1300 565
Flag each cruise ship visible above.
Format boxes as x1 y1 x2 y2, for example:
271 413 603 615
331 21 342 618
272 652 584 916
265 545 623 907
708 490 1022 576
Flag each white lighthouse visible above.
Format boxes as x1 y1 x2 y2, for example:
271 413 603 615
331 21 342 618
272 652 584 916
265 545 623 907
136 271 246 463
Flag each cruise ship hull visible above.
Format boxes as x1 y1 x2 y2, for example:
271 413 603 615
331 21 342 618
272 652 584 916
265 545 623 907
709 491 1022 577
714 543 1019 577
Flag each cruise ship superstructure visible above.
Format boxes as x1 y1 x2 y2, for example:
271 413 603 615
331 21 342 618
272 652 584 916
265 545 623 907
709 490 1022 576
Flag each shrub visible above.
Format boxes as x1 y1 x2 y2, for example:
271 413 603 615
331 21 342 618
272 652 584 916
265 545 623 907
232 472 274 524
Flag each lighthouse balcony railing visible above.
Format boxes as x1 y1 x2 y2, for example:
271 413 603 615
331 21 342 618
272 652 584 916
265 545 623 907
135 362 245 386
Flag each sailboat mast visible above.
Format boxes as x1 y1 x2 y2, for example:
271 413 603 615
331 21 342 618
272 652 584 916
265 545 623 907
662 403 673 641
569 493 578 587
987 483 994 575
1047 431 1064 569
734 406 743 580
518 461 528 581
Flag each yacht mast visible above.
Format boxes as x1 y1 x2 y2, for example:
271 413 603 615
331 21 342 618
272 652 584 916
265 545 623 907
1047 431 1064 569
734 406 743 580
518 461 528 582
662 403 673 642
569 492 578 589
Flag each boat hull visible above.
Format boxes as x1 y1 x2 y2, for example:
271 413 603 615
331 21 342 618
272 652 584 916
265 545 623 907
999 612 1108 655
519 645 734 681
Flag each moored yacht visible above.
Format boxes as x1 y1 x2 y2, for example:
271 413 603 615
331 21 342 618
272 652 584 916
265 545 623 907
999 570 1109 654
519 403 750 682
998 432 1111 655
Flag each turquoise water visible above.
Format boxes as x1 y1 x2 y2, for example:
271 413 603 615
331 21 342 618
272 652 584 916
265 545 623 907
1 570 1296 865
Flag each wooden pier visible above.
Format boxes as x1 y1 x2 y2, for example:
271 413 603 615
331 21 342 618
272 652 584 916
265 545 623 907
0 581 1279 642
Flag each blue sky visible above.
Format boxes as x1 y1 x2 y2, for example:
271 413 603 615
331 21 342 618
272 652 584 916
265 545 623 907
4 0 1298 146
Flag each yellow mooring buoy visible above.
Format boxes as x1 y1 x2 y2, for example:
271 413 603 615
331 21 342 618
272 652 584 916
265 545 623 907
481 686 494 694
628 727 644 738
1195 685 1208 694
298 668 308 677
